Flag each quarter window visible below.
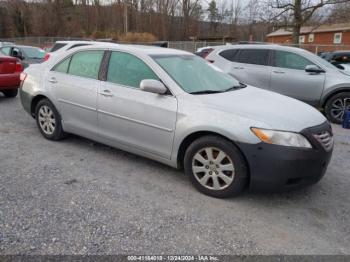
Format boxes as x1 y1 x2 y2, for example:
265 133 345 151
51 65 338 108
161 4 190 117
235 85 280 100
107 51 158 88
68 50 104 80
53 57 71 73
236 49 270 66
274 50 315 70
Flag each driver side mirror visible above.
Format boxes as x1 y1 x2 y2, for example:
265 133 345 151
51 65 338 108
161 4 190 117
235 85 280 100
305 65 325 74
140 79 167 95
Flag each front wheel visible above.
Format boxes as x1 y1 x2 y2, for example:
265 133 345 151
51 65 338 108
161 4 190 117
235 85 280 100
325 92 350 124
2 89 18 98
35 99 66 140
184 136 248 198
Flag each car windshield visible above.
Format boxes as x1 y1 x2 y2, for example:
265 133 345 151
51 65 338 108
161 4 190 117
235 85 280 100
152 54 241 94
21 47 46 59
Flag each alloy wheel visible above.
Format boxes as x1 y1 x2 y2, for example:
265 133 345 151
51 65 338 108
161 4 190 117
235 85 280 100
38 105 56 135
331 97 350 121
192 147 235 191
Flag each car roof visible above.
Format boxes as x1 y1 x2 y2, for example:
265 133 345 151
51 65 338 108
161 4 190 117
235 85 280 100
54 40 93 44
71 42 190 56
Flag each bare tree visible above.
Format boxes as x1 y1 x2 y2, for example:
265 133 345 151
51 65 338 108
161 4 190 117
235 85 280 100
270 0 350 44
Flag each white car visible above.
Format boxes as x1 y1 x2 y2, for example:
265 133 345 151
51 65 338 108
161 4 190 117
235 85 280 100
45 41 109 61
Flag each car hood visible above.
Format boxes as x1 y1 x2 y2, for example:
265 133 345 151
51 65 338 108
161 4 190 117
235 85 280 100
192 86 327 132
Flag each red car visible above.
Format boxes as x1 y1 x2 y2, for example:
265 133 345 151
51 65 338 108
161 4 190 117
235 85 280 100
0 53 23 98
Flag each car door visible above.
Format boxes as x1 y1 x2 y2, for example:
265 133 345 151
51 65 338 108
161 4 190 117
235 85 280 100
221 48 272 90
270 50 325 106
97 51 177 159
47 50 104 137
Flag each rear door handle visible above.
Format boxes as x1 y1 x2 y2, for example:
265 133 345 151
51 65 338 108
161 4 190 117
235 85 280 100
48 77 58 84
273 71 285 74
99 89 114 97
233 67 244 70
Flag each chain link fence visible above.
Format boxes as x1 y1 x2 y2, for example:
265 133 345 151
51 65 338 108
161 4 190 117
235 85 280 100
2 37 350 54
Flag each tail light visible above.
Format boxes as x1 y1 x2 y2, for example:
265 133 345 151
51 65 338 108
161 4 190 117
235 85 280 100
20 72 27 88
15 62 23 72
44 53 50 61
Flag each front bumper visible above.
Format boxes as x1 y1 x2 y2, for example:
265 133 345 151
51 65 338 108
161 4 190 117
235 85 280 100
237 121 333 192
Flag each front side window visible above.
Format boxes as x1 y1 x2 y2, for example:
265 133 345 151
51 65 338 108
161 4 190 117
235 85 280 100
68 50 104 79
274 50 315 70
236 49 270 66
107 51 158 88
153 55 241 94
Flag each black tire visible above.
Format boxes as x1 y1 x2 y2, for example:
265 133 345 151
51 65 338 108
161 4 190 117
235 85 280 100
35 98 66 141
2 89 18 98
325 92 350 124
184 135 248 198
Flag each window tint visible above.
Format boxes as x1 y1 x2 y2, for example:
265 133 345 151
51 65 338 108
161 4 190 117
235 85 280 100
68 50 104 79
236 49 270 65
53 57 71 73
107 51 158 88
219 49 239 62
51 43 67 52
274 50 315 70
1 47 11 55
333 53 350 64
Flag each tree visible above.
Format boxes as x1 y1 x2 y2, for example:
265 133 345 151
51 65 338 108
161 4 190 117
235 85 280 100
207 0 219 33
270 0 350 44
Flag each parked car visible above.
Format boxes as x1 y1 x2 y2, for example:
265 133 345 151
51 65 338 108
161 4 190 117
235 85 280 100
339 64 350 74
321 50 350 67
0 45 46 68
44 40 95 61
0 41 14 47
0 53 23 97
206 44 350 124
20 44 333 198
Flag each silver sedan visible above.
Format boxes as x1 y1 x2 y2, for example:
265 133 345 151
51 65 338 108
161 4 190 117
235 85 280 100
19 44 333 198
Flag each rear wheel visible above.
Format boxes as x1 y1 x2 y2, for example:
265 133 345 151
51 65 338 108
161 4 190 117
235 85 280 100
325 92 350 124
184 135 248 198
2 89 18 98
35 99 66 140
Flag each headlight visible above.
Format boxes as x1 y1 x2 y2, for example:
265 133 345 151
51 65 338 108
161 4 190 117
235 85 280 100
251 127 312 148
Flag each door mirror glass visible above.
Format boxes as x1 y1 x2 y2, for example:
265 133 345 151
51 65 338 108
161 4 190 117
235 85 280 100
305 65 325 74
140 79 167 94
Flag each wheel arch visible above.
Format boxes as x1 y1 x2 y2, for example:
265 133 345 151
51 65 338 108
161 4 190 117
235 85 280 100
30 94 50 118
176 130 249 172
322 87 350 108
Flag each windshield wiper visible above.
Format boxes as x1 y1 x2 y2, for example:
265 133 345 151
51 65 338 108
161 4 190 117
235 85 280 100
223 83 247 92
190 90 225 95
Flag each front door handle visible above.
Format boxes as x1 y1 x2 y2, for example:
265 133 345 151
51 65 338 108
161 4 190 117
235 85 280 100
99 89 114 97
233 67 244 70
48 77 58 84
273 71 285 74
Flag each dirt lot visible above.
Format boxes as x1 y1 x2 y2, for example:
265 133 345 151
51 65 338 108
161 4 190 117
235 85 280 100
0 95 350 255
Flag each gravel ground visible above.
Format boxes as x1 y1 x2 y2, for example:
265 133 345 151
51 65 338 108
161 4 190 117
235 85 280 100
0 95 349 255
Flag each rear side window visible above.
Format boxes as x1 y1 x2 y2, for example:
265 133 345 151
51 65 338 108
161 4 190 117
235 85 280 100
107 51 158 88
50 43 67 52
1 47 11 55
219 49 239 62
68 50 104 79
236 49 270 66
274 50 315 70
53 57 71 73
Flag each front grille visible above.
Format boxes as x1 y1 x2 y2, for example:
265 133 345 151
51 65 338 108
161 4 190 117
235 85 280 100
313 131 334 152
